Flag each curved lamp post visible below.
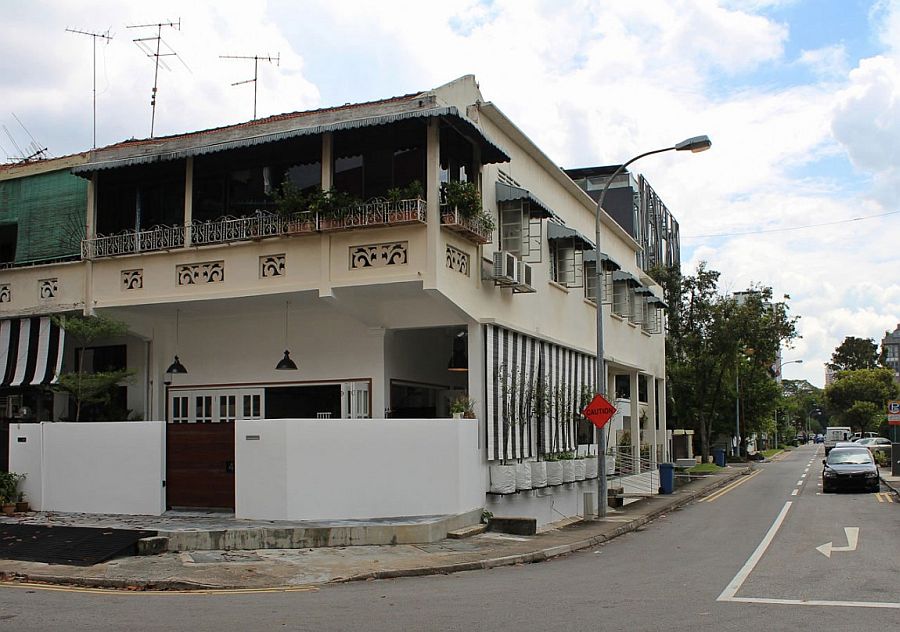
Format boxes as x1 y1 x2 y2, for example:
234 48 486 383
594 135 711 518
774 359 803 448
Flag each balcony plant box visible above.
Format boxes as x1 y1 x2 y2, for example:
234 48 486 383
530 461 548 488
515 462 533 491
584 455 598 479
489 464 517 494
573 457 586 481
561 459 575 483
545 461 563 486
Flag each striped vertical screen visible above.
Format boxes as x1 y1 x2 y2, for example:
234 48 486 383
484 324 595 462
0 317 66 386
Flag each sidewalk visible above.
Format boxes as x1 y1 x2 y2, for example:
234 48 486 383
1 466 754 591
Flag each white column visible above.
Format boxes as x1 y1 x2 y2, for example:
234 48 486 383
468 323 485 449
629 371 640 470
424 119 440 290
657 377 668 462
647 373 657 469
319 132 334 298
183 157 194 247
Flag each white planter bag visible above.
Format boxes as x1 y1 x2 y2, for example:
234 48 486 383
606 453 617 475
584 456 598 479
515 462 533 490
530 461 548 488
546 461 564 486
562 460 575 483
489 465 517 494
573 458 586 481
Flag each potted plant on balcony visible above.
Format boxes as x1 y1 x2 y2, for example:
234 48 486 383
449 393 476 419
440 181 495 241
274 179 317 234
315 189 358 231
544 453 564 486
386 180 424 223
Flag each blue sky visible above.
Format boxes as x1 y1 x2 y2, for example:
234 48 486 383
2 0 899 387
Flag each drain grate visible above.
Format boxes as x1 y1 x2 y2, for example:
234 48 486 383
0 524 156 566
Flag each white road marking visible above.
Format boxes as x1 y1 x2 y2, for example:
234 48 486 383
797 480 804 485
726 596 900 609
717 501 792 601
816 527 859 558
791 489 798 496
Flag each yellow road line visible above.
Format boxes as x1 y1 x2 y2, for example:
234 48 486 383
875 492 894 503
699 470 762 503
0 581 319 596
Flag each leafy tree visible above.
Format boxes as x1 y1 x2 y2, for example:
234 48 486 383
51 313 134 422
824 367 898 432
652 263 799 460
828 336 879 372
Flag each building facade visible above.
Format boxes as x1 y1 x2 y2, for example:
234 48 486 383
2 76 669 526
882 324 900 382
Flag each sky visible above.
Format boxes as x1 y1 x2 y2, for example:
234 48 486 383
2 0 899 387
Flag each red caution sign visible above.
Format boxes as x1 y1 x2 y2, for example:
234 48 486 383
582 394 617 430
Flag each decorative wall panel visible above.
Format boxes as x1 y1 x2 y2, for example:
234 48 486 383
445 245 470 276
177 261 225 285
121 269 143 291
349 242 408 269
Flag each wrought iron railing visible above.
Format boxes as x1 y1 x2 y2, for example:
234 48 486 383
439 205 494 244
82 224 185 259
320 198 427 231
190 212 285 246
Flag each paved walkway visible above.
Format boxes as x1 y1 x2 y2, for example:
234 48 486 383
0 459 895 592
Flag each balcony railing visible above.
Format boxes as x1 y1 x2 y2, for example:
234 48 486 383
440 205 494 244
80 198 501 260
82 224 185 259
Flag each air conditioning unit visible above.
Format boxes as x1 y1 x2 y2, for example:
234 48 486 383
514 260 536 293
492 251 519 287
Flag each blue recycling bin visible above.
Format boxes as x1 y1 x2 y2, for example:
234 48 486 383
713 448 726 467
658 463 675 495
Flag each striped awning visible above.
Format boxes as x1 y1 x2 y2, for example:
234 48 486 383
0 317 65 386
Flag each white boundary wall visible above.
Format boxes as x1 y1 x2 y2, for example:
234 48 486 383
9 421 165 516
236 418 483 521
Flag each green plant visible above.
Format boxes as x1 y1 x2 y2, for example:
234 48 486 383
874 449 890 467
449 393 476 417
386 180 424 203
272 178 311 217
481 509 494 524
442 181 482 219
0 472 25 504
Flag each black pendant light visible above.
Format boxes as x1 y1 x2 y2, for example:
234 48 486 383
447 330 468 372
276 301 298 370
166 310 188 374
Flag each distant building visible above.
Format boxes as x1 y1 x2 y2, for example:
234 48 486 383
882 324 900 382
565 166 680 272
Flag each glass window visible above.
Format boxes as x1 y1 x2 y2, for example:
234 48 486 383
0 224 17 263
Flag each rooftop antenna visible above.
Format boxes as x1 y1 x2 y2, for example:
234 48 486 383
127 18 187 138
219 53 280 120
65 26 113 148
11 113 48 161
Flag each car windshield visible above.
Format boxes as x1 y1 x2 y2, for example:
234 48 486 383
827 449 873 465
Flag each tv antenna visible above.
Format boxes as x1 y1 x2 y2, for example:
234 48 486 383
65 27 114 148
3 114 48 163
127 18 188 138
219 53 280 120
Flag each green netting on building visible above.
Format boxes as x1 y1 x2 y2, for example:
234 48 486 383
0 168 87 264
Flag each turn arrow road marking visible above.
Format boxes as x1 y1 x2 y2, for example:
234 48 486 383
816 527 859 558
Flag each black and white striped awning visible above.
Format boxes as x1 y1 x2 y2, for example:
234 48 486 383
0 317 65 386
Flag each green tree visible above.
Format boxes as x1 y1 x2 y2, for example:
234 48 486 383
51 313 134 422
828 336 879 372
824 367 898 432
653 263 799 460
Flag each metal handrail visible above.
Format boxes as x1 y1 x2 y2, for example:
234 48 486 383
607 446 658 496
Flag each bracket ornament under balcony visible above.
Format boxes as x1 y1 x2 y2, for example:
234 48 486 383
38 278 58 300
349 241 408 269
260 254 286 278
121 269 144 291
446 245 470 276
177 261 225 285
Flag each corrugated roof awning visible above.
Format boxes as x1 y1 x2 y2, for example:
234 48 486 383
582 250 621 270
1 317 65 387
612 270 640 285
73 107 510 174
495 182 559 220
634 286 654 295
646 295 669 309
547 222 595 251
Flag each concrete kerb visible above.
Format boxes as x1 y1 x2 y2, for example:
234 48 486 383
338 467 750 585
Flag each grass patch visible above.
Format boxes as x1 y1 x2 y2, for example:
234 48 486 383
761 449 783 458
687 462 723 474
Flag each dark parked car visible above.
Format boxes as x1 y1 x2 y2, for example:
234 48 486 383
822 447 880 493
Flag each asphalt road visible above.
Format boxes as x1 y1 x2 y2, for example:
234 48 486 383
1 444 897 631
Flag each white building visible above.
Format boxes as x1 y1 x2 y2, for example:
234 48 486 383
2 76 668 528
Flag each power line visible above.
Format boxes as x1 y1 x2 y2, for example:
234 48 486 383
683 210 900 240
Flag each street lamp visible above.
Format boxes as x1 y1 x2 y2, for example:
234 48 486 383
774 359 802 448
594 135 711 518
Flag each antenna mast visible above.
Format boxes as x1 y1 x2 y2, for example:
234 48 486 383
219 53 280 120
65 27 113 148
127 18 184 138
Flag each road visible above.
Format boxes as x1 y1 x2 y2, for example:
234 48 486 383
1 444 897 631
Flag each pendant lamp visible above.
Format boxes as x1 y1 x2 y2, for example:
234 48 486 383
276 301 298 370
